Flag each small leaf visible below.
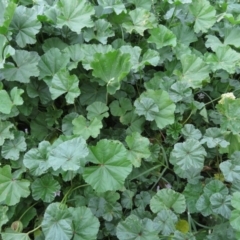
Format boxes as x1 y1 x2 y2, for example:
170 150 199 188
110 98 132 117
0 165 30 206
231 192 240 211
125 132 151 167
181 124 202 140
97 0 126 15
72 115 103 140
49 69 80 104
0 120 14 146
116 215 160 240
148 25 177 49
150 189 186 214
31 174 61 203
83 139 132 192
41 203 73 240
86 101 109 121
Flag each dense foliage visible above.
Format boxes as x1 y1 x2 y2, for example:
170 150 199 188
1 0 240 239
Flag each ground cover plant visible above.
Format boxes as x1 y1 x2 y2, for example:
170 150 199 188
1 0 240 239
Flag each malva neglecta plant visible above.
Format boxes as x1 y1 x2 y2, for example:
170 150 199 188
1 0 240 239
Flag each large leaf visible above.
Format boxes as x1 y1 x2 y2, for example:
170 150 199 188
48 136 89 171
49 69 80 104
10 5 41 47
23 141 51 176
125 132 151 167
0 165 30 206
41 203 73 240
170 139 207 171
0 120 14 146
90 50 131 94
3 50 39 83
56 0 94 34
189 0 216 33
1 233 31 240
150 189 186 214
97 0 126 15
83 139 132 192
134 89 175 129
31 174 61 203
69 206 100 240
116 215 160 240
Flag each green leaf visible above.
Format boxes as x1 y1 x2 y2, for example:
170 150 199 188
153 209 178 236
0 35 15 68
116 215 160 240
49 69 80 104
231 192 240 211
83 139 132 192
181 124 202 140
189 0 216 33
205 46 240 74
86 101 109 121
56 0 94 34
1 233 31 240
178 54 210 89
170 139 206 171
224 27 240 48
200 127 229 148
169 82 192 102
220 151 240 182
41 203 73 240
0 90 13 114
173 231 196 240
135 89 175 129
48 136 89 171
150 189 186 214
203 180 228 197
3 50 39 83
148 25 177 49
110 98 132 117
0 120 14 146
2 131 27 160
69 206 100 240
10 5 41 47
91 50 131 94
217 98 240 134
139 49 160 68
72 115 103 140
121 190 135 209
196 193 213 216
0 165 30 206
38 48 70 79
210 193 231 219
23 141 51 176
125 132 151 167
134 97 159 121
97 0 126 15
31 174 60 203
230 209 240 232
122 8 156 35
0 206 8 231
83 19 114 44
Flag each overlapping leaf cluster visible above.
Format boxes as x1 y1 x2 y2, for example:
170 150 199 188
1 0 240 239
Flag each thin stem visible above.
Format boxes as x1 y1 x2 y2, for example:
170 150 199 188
19 202 39 221
27 224 42 235
150 166 168 191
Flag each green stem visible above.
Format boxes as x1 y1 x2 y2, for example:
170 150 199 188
150 166 168 191
19 202 39 221
27 224 42 235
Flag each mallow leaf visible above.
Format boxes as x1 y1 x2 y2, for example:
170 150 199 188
125 132 151 167
1 233 31 240
48 136 89 171
189 0 216 33
150 189 186 214
91 50 131 94
41 203 73 240
83 139 132 192
97 0 126 15
181 124 202 140
0 165 30 206
148 25 177 49
56 0 94 34
49 69 80 104
170 139 207 171
135 89 175 129
86 101 109 121
224 27 240 48
110 98 132 117
72 115 103 140
116 215 160 240
31 174 61 203
23 141 51 176
3 50 39 83
10 5 41 47
69 206 100 240
0 120 14 146
122 8 157 35
220 151 240 182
